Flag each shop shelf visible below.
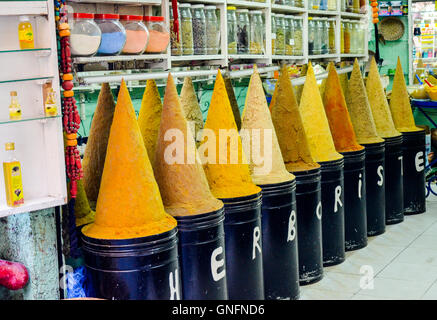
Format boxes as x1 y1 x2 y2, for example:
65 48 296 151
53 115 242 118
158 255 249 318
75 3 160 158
73 54 167 64
308 10 339 16
0 196 66 218
171 54 225 61
228 54 268 59
226 0 269 9
340 11 367 19
271 4 306 14
0 114 61 126
340 53 367 58
0 76 53 85
0 48 51 57
0 0 48 16
308 53 339 60
69 0 161 4
179 0 225 4
272 55 305 60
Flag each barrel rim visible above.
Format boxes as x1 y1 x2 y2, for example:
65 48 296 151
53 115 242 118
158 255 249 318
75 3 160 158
400 128 426 137
361 141 385 148
383 135 403 145
219 191 262 204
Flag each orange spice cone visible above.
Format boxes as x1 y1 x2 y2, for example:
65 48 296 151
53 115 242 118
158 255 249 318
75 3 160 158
82 83 116 208
138 79 163 166
82 79 176 240
154 74 223 216
366 57 401 138
389 57 422 133
299 62 343 162
201 70 261 199
322 62 364 153
241 66 295 184
180 77 204 146
346 59 384 145
271 66 320 172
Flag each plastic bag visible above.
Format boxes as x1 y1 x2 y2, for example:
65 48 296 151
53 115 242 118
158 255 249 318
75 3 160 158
66 265 95 299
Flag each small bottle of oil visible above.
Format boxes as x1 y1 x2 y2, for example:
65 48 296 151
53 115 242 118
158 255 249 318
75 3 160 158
9 91 22 120
3 143 24 207
18 16 34 50
44 88 58 117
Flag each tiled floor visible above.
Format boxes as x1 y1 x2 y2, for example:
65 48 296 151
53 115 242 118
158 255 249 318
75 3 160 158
299 194 437 300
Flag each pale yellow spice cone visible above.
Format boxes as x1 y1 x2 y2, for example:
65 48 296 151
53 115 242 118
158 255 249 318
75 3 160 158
180 77 204 146
240 66 295 185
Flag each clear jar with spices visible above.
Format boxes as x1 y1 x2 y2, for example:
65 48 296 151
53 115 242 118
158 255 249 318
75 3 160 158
346 0 353 12
236 9 250 54
341 0 347 12
358 21 365 53
320 0 328 11
352 0 360 13
274 14 285 55
70 13 101 57
143 16 170 53
313 18 323 55
120 15 149 55
274 0 284 4
285 16 295 56
293 17 303 56
308 17 315 55
309 0 320 10
205 6 220 55
191 4 207 55
320 17 329 54
180 3 194 55
328 19 336 54
95 14 126 56
340 20 345 53
327 0 336 11
271 13 276 55
295 0 304 7
227 6 238 54
249 11 264 55
170 5 182 56
343 19 351 53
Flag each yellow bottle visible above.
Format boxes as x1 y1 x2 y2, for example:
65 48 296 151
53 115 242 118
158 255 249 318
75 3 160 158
3 143 24 207
18 16 34 50
44 88 58 116
9 91 22 120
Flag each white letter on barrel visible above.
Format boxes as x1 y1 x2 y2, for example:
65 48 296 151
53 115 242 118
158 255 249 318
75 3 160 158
316 202 322 220
211 246 226 282
358 173 363 199
287 210 296 242
416 151 425 172
399 156 403 176
169 269 180 300
334 186 343 213
377 165 384 186
252 226 262 260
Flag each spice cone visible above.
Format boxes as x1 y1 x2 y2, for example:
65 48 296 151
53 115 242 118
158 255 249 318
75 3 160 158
223 75 242 131
366 57 401 138
138 79 163 166
346 59 384 145
271 66 320 172
180 77 204 146
319 62 335 98
82 80 176 240
201 70 261 199
299 62 343 162
82 83 116 208
154 74 223 217
70 179 95 227
389 57 422 133
323 62 364 153
241 66 295 185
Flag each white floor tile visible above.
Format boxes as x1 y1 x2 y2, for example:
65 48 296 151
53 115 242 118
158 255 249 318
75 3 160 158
366 227 418 247
356 277 430 299
422 221 437 236
302 272 363 294
351 294 394 300
324 258 387 276
392 247 437 267
409 234 437 250
421 281 437 299
299 288 354 300
377 262 437 285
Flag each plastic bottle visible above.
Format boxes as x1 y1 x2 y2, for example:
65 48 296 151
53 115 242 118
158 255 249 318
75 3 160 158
3 143 24 207
9 91 22 120
18 16 34 49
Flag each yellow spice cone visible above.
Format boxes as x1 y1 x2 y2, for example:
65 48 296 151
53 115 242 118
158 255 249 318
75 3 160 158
389 57 422 132
294 64 308 104
271 66 320 172
346 59 384 145
70 179 95 227
299 62 343 162
223 75 242 131
154 74 223 217
138 79 163 166
180 77 204 146
201 70 261 199
323 62 364 153
82 83 116 208
240 66 295 185
366 57 401 138
82 79 176 240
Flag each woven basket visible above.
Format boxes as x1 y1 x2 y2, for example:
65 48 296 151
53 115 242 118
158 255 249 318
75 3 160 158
379 17 405 41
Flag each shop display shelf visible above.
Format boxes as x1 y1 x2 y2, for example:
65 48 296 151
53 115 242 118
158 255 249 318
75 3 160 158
340 53 366 58
0 48 51 57
73 54 167 64
226 0 269 9
68 0 161 5
0 76 54 85
0 0 48 16
272 55 305 61
179 0 225 4
271 4 306 14
0 114 61 126
0 196 66 218
340 11 367 19
308 9 339 16
171 54 225 61
308 53 339 60
228 54 268 59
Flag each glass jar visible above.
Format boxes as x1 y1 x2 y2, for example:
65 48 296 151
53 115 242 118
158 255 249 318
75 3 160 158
320 18 329 54
285 16 294 56
180 3 194 55
274 14 285 55
310 0 320 10
227 6 237 54
328 0 336 11
320 0 328 11
293 17 303 56
271 14 276 54
205 6 219 55
340 20 345 53
170 5 182 56
191 5 207 55
143 16 169 53
285 0 295 6
328 19 336 54
346 0 353 12
313 18 323 55
344 20 351 53
120 15 148 55
274 0 284 4
249 11 264 55
341 0 347 12
236 9 250 54
352 0 360 13
70 13 101 57
95 14 126 56
358 21 365 54
308 17 315 55
295 0 303 7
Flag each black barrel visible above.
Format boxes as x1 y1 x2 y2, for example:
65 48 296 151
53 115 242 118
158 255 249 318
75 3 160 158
362 142 386 236
294 168 323 285
175 208 228 300
258 179 299 300
320 158 345 267
401 130 426 215
221 192 264 300
342 149 367 251
384 135 404 224
81 227 181 300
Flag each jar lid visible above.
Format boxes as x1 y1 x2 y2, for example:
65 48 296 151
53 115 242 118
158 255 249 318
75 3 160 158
227 6 236 10
180 3 191 7
191 4 204 8
5 143 15 151
94 14 120 20
120 15 143 21
73 13 94 19
144 16 165 22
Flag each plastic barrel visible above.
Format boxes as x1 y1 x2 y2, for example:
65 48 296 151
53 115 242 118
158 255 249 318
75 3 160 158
258 179 299 300
320 158 345 267
342 149 367 251
175 208 228 300
294 168 323 285
221 192 264 300
384 135 404 225
81 227 182 300
401 130 426 215
362 142 386 236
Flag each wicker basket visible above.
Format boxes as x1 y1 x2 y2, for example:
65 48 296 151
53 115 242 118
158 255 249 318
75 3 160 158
379 17 405 41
